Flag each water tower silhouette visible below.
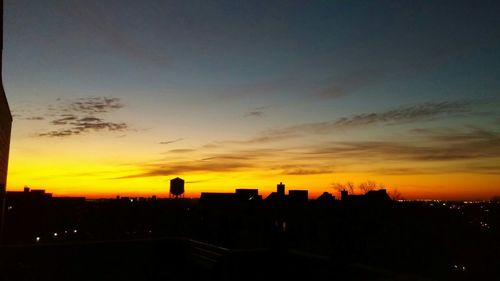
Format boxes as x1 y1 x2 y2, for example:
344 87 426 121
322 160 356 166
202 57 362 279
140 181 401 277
169 177 185 198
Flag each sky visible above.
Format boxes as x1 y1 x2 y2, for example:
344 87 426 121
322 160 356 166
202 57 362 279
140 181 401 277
3 0 500 199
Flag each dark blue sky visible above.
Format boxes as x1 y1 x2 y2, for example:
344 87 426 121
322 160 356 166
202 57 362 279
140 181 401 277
6 0 500 103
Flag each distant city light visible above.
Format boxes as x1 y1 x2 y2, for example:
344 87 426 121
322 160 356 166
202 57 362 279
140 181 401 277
73 229 78 233
35 237 40 242
53 232 58 237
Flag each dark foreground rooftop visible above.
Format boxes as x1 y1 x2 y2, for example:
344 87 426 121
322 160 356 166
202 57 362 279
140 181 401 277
1 237 432 281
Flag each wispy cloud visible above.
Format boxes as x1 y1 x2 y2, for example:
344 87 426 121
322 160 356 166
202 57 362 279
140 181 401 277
169 149 197 153
72 117 127 131
39 130 79 138
243 106 271 118
50 115 78 125
39 97 129 137
24 116 45 121
116 126 500 179
279 167 333 176
50 97 124 115
225 130 298 145
370 164 500 176
116 160 255 179
244 110 265 118
283 169 331 175
159 138 184 145
201 156 250 161
200 149 284 162
255 101 476 141
39 119 127 137
11 112 45 121
307 127 500 162
186 179 214 184
116 148 284 179
190 100 485 148
333 101 471 128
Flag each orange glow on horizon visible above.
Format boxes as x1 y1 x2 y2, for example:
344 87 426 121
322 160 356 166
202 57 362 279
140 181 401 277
7 118 500 201
7 161 500 200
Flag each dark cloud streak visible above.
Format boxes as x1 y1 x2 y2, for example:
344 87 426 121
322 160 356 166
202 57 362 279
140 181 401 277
115 126 500 179
169 149 197 153
308 127 500 162
116 148 285 179
116 160 254 179
159 138 184 145
24 116 45 121
50 97 124 115
259 101 476 140
244 110 265 118
39 97 129 137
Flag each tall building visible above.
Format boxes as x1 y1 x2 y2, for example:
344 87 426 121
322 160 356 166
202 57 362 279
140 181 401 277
0 0 13 240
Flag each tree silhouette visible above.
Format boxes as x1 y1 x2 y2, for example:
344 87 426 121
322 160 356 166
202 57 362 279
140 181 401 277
332 181 355 195
333 180 395 196
358 180 377 194
388 189 404 200
346 182 355 194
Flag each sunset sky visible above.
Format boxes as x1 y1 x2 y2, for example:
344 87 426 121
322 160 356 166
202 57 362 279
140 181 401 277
3 0 500 199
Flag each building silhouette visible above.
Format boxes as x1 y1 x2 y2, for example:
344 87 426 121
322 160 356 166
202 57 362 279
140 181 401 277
277 182 285 197
200 188 262 204
266 182 287 201
316 192 335 202
288 190 308 203
265 182 309 203
7 187 53 202
235 188 261 201
199 192 236 205
0 0 13 241
341 189 391 203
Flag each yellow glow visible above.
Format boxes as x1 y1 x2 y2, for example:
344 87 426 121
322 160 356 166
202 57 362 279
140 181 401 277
8 153 500 200
8 121 500 200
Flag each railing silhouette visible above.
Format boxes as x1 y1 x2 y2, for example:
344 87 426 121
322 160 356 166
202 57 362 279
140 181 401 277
0 237 411 281
186 239 229 271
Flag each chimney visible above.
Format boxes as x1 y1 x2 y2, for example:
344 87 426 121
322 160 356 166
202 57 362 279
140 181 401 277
277 182 285 197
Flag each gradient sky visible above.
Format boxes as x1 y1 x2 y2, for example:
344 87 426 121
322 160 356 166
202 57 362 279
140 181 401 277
3 0 500 199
